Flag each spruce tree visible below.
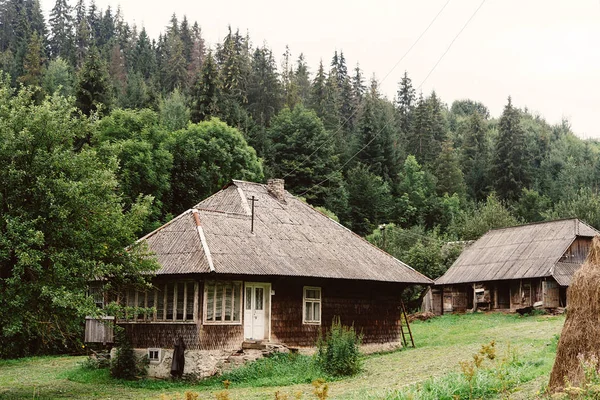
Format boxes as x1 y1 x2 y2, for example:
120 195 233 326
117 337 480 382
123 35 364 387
73 0 89 68
19 31 44 89
294 53 311 105
75 46 111 116
461 111 489 201
396 71 415 136
132 27 155 81
309 60 327 118
492 96 529 202
435 140 466 197
190 50 221 123
49 0 72 60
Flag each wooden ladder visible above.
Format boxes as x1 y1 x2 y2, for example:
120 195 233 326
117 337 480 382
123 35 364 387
399 300 415 348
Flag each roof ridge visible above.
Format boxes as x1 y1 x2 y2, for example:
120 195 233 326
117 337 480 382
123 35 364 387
485 218 582 235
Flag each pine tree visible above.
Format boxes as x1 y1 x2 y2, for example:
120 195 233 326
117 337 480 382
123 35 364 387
109 42 126 100
351 63 366 100
294 53 311 105
396 71 415 136
73 0 89 68
190 50 221 123
179 15 193 65
461 111 489 201
186 22 204 87
492 96 529 202
164 32 187 92
19 30 44 89
27 0 47 40
281 45 298 109
76 46 111 116
132 27 155 80
309 60 327 118
435 140 466 197
97 6 114 48
247 46 282 128
49 0 72 60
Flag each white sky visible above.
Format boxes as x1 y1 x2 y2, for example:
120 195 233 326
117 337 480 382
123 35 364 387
42 0 600 138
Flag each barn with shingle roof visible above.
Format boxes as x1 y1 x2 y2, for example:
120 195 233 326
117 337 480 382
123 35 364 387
96 179 432 377
431 219 599 314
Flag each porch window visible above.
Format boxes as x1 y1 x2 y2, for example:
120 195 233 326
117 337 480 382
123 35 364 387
203 281 242 325
119 281 199 323
303 286 321 325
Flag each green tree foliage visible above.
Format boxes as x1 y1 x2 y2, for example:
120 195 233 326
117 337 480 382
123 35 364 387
96 108 173 231
75 46 111 116
461 111 489 201
169 118 263 213
0 81 157 358
267 105 341 207
43 56 73 97
396 71 415 137
190 50 221 123
18 31 44 92
159 88 190 131
514 188 550 223
435 140 466 198
492 97 529 202
450 193 519 240
546 187 600 230
345 163 392 236
48 0 72 60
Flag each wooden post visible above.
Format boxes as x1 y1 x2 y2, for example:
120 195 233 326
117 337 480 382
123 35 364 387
183 283 188 321
472 283 477 312
494 284 498 310
193 282 199 322
248 196 258 233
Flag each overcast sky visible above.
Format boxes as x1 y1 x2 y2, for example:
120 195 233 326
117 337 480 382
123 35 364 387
41 0 600 138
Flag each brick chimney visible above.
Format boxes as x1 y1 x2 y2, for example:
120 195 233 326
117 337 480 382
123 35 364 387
267 178 286 202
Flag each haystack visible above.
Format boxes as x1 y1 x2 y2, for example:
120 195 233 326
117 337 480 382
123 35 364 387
549 235 600 391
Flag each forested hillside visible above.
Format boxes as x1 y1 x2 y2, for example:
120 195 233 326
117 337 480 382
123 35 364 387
1 0 599 356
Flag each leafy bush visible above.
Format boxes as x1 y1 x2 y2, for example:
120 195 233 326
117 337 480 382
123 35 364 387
110 334 148 380
316 317 362 377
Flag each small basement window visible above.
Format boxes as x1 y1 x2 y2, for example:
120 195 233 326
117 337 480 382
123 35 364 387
303 286 321 325
148 348 160 363
204 281 242 325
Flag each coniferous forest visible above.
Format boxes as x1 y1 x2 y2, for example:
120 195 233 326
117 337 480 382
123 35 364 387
1 0 600 357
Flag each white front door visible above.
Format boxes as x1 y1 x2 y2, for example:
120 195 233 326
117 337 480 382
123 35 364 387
244 283 269 340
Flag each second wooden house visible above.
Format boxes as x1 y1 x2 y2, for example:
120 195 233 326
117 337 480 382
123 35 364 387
431 219 598 314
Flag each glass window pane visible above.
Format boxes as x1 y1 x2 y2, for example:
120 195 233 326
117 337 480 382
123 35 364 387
255 288 263 310
157 287 164 320
206 283 214 321
305 289 320 300
305 302 312 321
166 283 174 320
224 285 232 321
137 291 145 320
176 282 184 320
246 287 252 310
186 283 194 320
313 302 320 322
215 284 223 321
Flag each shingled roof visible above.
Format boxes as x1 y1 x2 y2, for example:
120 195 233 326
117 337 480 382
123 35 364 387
139 180 432 284
436 219 599 285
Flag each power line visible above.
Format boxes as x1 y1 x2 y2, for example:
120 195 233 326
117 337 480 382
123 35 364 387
282 0 452 179
299 0 486 198
416 0 487 91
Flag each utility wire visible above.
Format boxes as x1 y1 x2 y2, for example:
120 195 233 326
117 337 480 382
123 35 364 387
299 0 486 198
282 0 452 179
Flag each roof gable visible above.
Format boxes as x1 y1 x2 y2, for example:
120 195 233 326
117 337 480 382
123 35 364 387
141 180 432 284
436 219 600 285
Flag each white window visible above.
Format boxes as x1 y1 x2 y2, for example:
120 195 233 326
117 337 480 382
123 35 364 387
303 287 321 325
119 281 198 323
203 281 243 325
148 348 161 363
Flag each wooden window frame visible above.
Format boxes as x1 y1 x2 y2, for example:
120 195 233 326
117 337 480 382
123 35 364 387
148 348 161 363
203 281 243 325
303 286 322 325
118 281 198 324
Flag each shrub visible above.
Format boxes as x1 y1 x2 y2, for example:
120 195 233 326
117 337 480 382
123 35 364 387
110 333 148 380
316 317 362 376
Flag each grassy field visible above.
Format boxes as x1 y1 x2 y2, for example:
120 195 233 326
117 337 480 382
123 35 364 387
0 313 564 399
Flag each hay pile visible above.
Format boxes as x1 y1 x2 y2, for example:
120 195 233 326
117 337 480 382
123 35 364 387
549 236 600 391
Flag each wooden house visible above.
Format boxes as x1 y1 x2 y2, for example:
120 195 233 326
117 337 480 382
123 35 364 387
88 179 432 377
431 219 599 314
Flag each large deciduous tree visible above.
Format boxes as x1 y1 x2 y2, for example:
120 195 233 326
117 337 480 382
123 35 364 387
0 80 157 358
169 118 263 214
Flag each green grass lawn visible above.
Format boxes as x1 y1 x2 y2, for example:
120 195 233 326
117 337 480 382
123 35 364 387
0 313 564 399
